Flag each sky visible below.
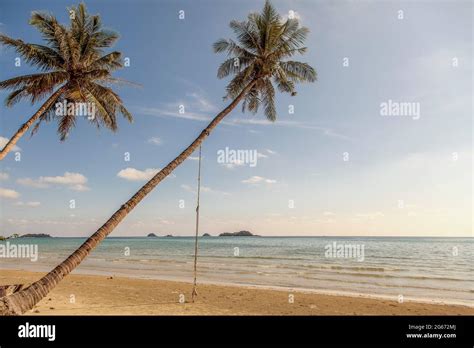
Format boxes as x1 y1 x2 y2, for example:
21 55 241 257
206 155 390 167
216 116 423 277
0 0 472 237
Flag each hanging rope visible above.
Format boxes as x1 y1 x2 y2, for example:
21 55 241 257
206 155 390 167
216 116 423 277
191 145 202 302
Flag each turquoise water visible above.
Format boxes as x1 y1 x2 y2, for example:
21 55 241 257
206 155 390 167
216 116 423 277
1 237 472 305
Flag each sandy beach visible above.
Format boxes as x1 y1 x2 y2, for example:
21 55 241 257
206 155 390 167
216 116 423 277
1 269 472 315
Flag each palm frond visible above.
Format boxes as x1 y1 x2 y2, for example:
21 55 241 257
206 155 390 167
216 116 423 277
213 38 255 58
0 35 63 70
5 88 29 107
273 66 296 94
0 2 134 142
280 61 317 82
261 78 276 121
224 65 256 99
29 11 63 52
0 71 68 91
101 77 142 88
69 3 88 52
83 69 111 81
229 20 262 54
242 86 260 113
1 71 68 106
91 82 134 123
214 0 316 119
30 99 63 137
217 56 252 79
261 0 280 24
57 113 77 141
82 85 117 130
89 51 122 70
119 104 133 123
274 26 309 57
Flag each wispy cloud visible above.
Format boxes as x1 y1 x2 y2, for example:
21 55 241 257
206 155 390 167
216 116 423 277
181 184 229 196
256 149 278 158
14 201 41 207
16 178 48 189
147 137 163 146
265 149 278 155
147 108 351 140
117 167 176 181
139 85 218 123
0 172 9 180
17 172 90 191
355 212 384 220
156 217 175 225
0 187 20 199
137 82 349 140
140 107 211 122
117 168 159 181
242 176 277 185
221 160 246 170
220 148 277 170
5 217 96 226
185 92 218 113
223 119 351 140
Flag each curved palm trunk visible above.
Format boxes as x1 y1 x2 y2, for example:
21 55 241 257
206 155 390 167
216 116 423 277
0 86 67 161
0 80 256 315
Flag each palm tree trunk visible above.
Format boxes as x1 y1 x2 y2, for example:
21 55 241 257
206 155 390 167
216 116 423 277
0 86 67 161
0 80 256 315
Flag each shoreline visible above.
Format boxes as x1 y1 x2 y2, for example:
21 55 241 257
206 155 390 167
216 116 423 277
2 265 472 308
1 269 472 315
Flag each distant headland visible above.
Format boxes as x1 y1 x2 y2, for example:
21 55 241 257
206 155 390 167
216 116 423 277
19 233 52 238
219 231 258 237
0 233 52 240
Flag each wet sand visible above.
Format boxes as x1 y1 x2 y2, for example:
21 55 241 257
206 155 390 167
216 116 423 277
1 269 472 315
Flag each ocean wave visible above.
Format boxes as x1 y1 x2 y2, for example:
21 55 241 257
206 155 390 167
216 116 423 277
320 271 469 282
298 275 473 293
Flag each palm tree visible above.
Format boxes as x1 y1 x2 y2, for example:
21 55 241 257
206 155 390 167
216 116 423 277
0 3 133 160
0 0 316 315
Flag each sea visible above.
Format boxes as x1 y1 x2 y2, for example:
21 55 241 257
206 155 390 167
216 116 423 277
0 236 472 306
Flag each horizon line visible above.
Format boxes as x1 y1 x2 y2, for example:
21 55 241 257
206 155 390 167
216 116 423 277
11 235 473 238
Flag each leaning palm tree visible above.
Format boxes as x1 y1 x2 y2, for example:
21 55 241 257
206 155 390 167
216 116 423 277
0 3 133 160
0 0 316 315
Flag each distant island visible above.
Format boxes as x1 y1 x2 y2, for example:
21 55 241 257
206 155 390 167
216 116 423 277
147 233 158 238
0 233 52 239
202 233 211 237
0 233 19 240
19 233 52 238
219 231 258 237
165 234 173 237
